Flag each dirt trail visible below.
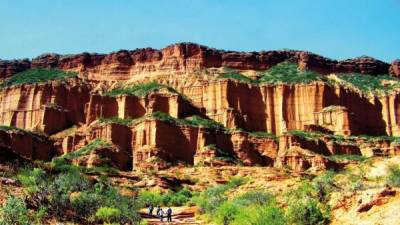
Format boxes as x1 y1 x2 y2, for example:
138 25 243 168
141 206 201 225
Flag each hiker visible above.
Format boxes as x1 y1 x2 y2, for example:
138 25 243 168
156 206 161 217
158 208 164 222
167 207 172 222
148 204 154 216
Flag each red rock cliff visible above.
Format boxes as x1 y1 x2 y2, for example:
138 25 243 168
0 43 394 80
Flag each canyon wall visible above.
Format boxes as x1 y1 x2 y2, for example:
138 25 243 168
0 43 396 80
0 43 399 172
0 128 54 162
175 80 400 136
0 78 91 134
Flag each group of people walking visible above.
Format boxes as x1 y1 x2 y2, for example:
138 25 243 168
148 204 173 222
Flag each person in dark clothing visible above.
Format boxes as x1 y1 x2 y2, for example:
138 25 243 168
167 207 172 222
156 206 161 216
148 204 154 216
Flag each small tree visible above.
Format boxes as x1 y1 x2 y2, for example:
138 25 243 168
215 201 241 225
95 207 121 224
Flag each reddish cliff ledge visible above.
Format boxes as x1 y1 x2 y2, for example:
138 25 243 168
0 43 395 80
0 127 54 162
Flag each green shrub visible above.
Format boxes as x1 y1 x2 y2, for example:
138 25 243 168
0 196 30 225
193 185 229 214
286 200 330 225
226 176 247 188
9 165 141 224
259 62 326 84
16 167 46 194
0 69 77 87
312 171 337 203
215 201 241 225
233 190 275 206
95 207 121 224
138 188 193 207
33 206 47 224
285 181 330 225
232 205 285 225
71 191 103 218
137 190 163 206
387 164 400 187
193 176 246 215
103 82 178 97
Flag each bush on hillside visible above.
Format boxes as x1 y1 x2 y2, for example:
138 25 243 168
387 164 400 187
0 196 30 225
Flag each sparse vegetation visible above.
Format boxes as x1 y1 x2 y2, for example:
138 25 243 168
205 144 238 163
189 172 334 225
0 125 46 141
259 62 326 84
326 154 368 163
103 82 178 97
386 164 400 187
51 139 111 172
248 131 277 140
192 176 247 216
98 117 138 126
334 73 400 95
151 111 226 130
217 72 257 84
0 69 77 88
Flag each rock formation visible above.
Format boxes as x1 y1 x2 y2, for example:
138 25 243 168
0 127 54 162
0 43 396 80
0 42 399 172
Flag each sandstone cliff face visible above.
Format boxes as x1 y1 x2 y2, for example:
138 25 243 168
58 118 278 170
0 59 31 79
85 92 198 125
0 43 399 173
390 60 400 77
175 80 400 136
0 128 54 162
0 43 395 81
0 78 91 134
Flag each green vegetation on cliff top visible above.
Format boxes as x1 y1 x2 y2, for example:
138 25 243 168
103 82 178 97
152 111 226 130
0 69 77 88
334 73 400 95
259 61 326 84
217 62 400 96
98 112 226 131
287 129 400 146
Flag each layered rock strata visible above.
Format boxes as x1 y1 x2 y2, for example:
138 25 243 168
0 43 396 80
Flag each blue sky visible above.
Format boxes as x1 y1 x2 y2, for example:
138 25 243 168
1 0 399 62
